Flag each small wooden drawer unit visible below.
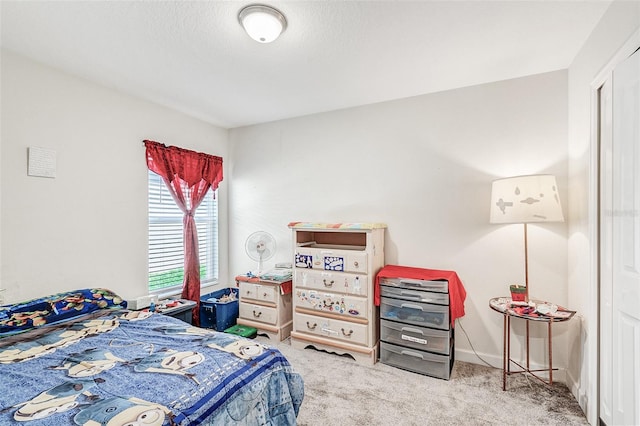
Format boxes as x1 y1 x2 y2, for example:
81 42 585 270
236 276 293 341
289 222 386 365
379 276 455 380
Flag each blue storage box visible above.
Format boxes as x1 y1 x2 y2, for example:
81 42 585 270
200 288 239 331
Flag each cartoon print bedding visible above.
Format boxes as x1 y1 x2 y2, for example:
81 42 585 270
0 289 304 425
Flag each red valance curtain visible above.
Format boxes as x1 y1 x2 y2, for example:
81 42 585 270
144 140 223 326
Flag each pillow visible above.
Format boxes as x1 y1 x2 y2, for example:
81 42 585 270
0 288 127 337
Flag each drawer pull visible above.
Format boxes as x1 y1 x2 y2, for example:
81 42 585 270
306 321 317 330
323 279 334 288
341 328 353 337
400 290 422 298
400 303 424 311
353 261 359 268
400 280 423 287
400 326 424 335
400 349 425 359
252 310 262 318
263 292 268 297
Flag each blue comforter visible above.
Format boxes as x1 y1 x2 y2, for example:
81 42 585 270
0 305 304 425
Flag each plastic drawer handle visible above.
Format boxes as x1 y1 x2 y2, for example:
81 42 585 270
252 310 262 318
400 349 425 359
400 290 422 298
306 321 317 330
323 279 334 288
400 280 422 287
400 303 424 311
400 326 424 335
341 328 353 337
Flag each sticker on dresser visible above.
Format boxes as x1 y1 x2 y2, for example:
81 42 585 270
295 270 368 296
295 290 367 319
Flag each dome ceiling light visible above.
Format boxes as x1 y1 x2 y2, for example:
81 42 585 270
238 4 287 43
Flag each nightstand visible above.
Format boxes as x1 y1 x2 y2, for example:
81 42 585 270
235 275 293 341
155 299 197 324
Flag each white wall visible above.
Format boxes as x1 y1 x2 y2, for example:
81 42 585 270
566 1 640 423
0 50 230 303
229 70 570 371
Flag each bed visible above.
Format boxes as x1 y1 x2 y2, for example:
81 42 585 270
0 288 304 425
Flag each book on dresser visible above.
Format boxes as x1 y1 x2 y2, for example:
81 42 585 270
288 222 386 365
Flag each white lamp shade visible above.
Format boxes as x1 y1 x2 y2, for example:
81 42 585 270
239 5 287 43
490 174 564 224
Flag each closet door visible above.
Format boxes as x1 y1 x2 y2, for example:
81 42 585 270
610 47 640 426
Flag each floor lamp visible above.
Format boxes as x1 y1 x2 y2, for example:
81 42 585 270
489 174 564 302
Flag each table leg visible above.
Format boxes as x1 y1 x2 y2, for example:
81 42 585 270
526 320 530 371
548 320 553 385
502 313 508 391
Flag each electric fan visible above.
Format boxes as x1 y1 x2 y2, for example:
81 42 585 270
245 231 276 275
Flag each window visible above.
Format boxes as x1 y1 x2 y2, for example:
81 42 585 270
148 170 218 292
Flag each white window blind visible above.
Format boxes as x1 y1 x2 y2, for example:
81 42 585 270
148 170 218 292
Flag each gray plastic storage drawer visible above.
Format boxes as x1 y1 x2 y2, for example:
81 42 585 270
379 277 448 293
380 285 449 305
380 297 450 330
380 319 451 355
380 341 454 380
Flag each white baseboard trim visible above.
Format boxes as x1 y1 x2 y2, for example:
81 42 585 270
454 348 568 384
566 369 589 418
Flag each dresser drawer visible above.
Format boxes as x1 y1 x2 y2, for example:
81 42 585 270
380 297 450 330
380 341 453 380
380 319 451 355
379 277 448 294
239 281 277 304
294 311 368 345
295 248 367 273
294 289 368 319
239 302 277 325
295 269 368 296
380 285 449 305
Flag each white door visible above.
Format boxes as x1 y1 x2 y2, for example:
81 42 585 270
610 48 640 426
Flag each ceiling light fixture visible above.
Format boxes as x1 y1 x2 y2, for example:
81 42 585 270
238 4 287 43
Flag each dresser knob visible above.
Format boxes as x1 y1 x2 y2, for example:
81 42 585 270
323 279 334 288
263 292 268 297
353 261 359 268
306 321 317 330
341 328 353 337
253 310 262 318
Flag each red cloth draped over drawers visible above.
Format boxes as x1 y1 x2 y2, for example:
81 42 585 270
235 275 292 295
374 265 467 327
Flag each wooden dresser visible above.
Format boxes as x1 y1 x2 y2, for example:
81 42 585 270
235 275 293 341
288 222 386 364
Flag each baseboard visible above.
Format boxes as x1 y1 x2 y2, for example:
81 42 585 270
454 347 502 370
454 347 568 384
566 368 589 418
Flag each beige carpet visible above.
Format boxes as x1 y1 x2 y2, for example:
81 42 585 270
258 336 589 426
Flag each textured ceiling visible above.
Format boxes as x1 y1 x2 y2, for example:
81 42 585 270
1 1 611 129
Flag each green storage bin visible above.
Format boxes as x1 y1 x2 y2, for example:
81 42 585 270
224 324 257 338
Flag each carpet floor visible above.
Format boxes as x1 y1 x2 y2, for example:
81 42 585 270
258 336 589 426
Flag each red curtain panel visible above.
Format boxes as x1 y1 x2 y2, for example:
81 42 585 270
144 140 224 326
